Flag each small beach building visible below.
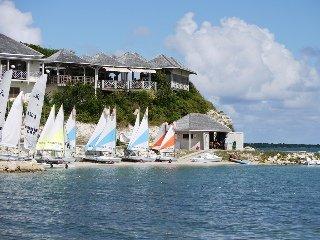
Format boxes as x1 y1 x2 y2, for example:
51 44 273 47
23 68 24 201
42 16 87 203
149 54 196 91
225 132 244 150
0 33 44 97
175 113 231 150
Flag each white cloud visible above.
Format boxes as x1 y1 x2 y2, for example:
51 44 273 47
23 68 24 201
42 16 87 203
133 26 150 37
0 0 41 44
167 12 320 143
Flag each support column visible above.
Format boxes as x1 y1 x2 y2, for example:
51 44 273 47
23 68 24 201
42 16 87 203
42 63 44 74
0 60 2 77
94 67 99 95
6 60 10 70
26 61 30 82
188 132 192 150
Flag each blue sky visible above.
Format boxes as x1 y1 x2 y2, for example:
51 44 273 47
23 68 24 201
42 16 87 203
2 0 320 144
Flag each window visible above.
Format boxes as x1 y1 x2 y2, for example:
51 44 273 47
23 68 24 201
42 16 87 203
183 134 194 139
9 87 20 98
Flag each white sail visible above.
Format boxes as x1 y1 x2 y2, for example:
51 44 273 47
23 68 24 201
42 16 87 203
0 91 24 148
0 70 13 141
85 108 108 151
127 109 140 150
36 105 56 151
24 74 48 150
42 105 65 151
128 108 149 150
95 108 117 152
65 107 76 153
159 125 175 152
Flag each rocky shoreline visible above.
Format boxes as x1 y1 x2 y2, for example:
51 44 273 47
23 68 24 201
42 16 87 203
0 160 45 173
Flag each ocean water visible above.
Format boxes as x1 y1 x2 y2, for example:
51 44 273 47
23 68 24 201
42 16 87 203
0 165 319 239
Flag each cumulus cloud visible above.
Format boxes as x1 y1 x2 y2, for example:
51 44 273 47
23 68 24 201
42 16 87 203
0 0 41 44
167 12 320 143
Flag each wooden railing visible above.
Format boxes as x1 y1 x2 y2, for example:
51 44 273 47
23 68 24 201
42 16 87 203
171 81 189 91
1 69 41 80
48 75 95 86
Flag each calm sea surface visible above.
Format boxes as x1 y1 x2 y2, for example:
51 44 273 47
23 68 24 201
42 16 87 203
0 165 319 240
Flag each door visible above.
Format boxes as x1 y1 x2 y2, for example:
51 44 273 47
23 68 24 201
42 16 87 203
203 132 209 150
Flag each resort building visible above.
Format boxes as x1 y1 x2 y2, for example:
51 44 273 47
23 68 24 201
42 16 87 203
0 32 196 95
149 54 196 91
0 33 44 97
174 113 232 150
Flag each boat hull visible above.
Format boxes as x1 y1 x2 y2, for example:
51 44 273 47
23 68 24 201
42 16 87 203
83 155 121 164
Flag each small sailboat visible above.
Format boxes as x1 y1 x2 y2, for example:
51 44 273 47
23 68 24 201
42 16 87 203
0 91 25 160
35 105 69 167
155 124 177 162
0 70 13 142
83 108 120 163
64 107 77 162
123 108 157 162
192 152 222 163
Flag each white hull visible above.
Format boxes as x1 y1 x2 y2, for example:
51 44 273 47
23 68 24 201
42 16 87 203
122 155 157 162
192 156 222 163
83 155 121 163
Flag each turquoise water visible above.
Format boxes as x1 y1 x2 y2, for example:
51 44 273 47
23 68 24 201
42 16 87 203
0 165 320 239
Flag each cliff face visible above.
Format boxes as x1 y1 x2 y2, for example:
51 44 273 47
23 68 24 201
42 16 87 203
207 109 233 131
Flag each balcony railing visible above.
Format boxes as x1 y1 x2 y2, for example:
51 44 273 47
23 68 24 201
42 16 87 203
1 69 42 81
48 75 95 86
171 81 189 91
101 80 128 90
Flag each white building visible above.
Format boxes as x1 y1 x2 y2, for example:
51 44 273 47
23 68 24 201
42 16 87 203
225 132 244 150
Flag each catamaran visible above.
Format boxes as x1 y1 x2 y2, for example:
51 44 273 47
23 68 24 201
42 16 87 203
123 108 157 162
83 108 120 163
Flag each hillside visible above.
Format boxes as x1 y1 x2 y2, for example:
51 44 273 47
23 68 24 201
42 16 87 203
42 71 233 129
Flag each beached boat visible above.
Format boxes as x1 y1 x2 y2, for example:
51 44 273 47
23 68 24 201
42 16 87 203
83 108 121 163
229 157 252 165
154 124 177 162
122 108 156 162
191 152 222 163
303 158 320 165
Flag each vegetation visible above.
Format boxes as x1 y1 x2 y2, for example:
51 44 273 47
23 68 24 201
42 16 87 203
24 43 58 57
42 71 216 126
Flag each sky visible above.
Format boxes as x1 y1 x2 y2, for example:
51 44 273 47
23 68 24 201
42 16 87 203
0 0 319 144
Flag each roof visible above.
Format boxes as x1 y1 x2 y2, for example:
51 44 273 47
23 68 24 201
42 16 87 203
175 113 231 132
0 33 43 58
45 49 89 64
117 52 153 68
88 52 124 67
149 54 196 74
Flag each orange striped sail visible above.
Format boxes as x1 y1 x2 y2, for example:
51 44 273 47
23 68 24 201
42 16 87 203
152 122 168 149
159 125 175 151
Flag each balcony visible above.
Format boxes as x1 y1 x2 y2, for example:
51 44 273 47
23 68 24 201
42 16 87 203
48 75 95 86
171 81 189 91
1 69 41 81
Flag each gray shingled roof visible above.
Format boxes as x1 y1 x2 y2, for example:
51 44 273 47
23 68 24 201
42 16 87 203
175 113 231 132
0 33 43 58
149 54 196 74
45 49 89 64
87 52 124 67
117 52 153 68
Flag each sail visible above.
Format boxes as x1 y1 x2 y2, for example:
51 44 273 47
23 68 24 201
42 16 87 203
0 91 24 148
159 125 175 151
127 109 140 150
95 108 116 152
128 108 149 150
0 70 13 141
36 105 56 151
24 74 48 150
45 105 65 151
65 107 76 153
152 122 168 149
85 108 108 151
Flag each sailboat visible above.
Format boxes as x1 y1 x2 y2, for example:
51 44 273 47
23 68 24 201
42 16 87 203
64 107 77 162
0 70 13 142
155 124 177 162
0 91 25 160
83 108 120 163
35 105 67 165
151 122 168 150
123 108 157 162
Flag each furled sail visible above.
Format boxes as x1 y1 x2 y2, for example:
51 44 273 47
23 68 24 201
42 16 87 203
152 122 168 149
0 70 13 141
127 109 140 150
128 108 149 151
159 125 175 152
65 107 76 153
0 91 24 148
44 105 65 151
85 108 109 151
95 108 116 153
24 74 48 150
